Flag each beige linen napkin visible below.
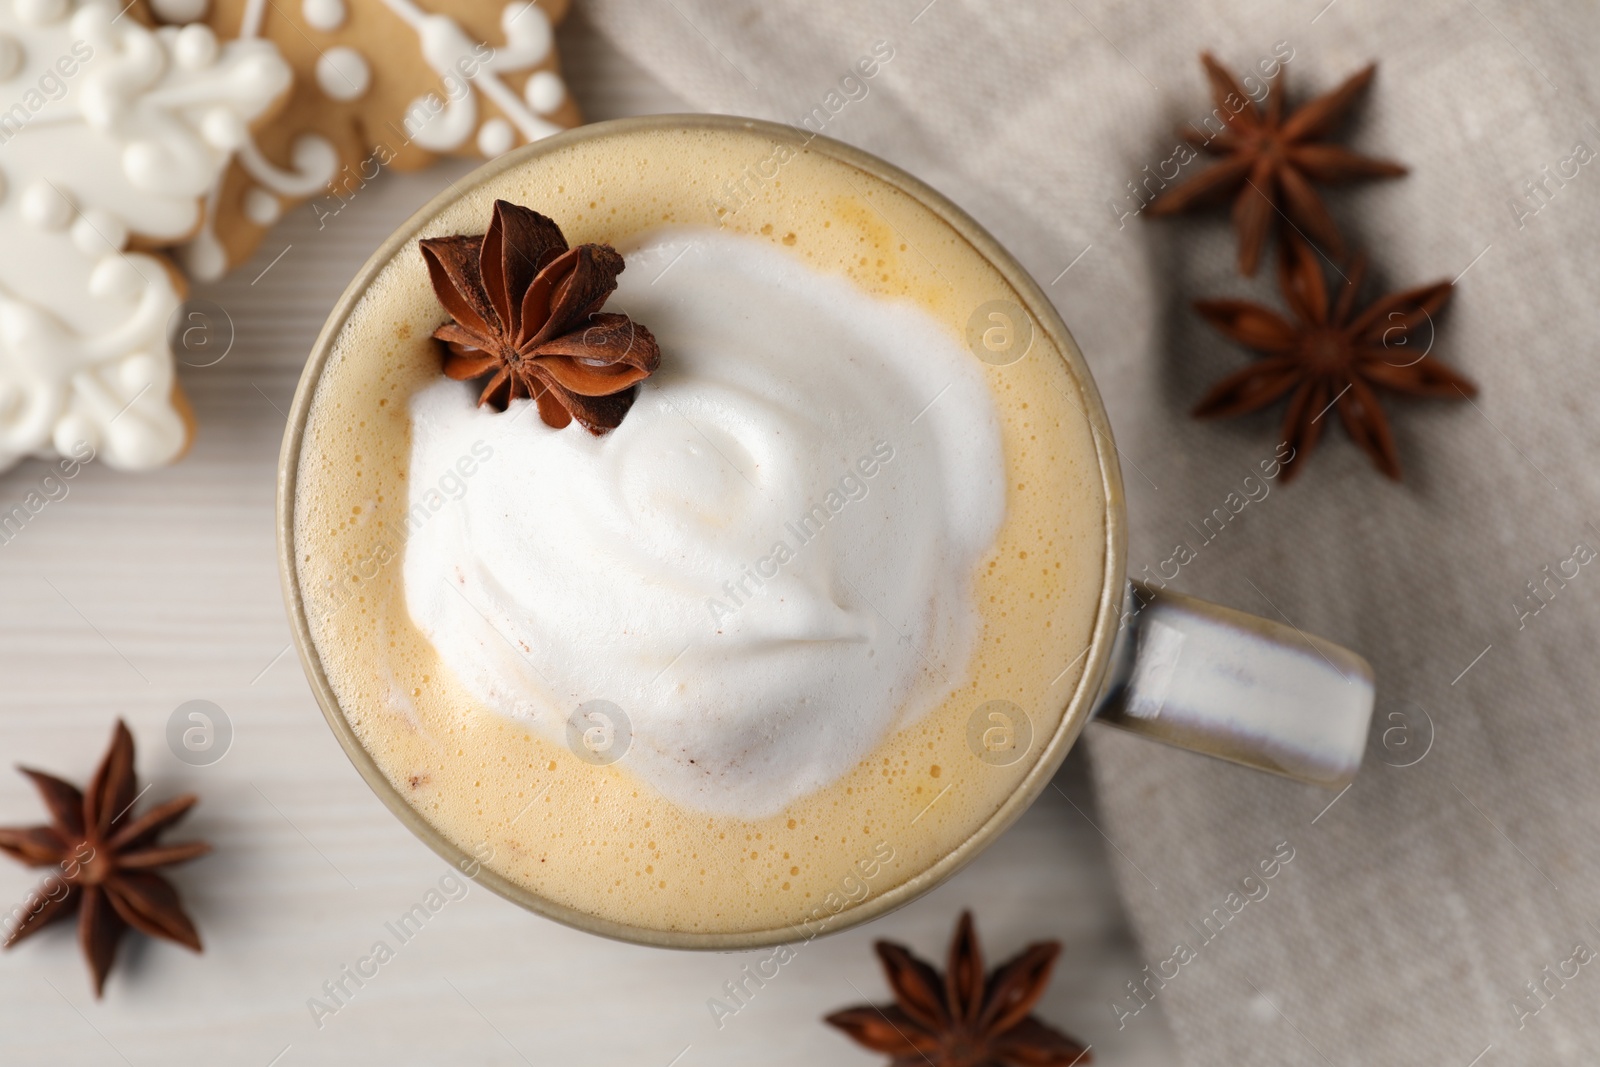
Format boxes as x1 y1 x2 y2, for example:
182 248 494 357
580 1 1600 1062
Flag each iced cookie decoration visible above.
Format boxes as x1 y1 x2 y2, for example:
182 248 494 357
0 0 291 471
159 0 581 279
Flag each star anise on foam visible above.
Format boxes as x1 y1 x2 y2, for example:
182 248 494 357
0 720 210 997
420 199 661 434
826 911 1090 1067
1148 52 1407 276
1193 233 1477 482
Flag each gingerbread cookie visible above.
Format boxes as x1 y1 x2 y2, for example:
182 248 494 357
154 0 582 279
0 0 291 471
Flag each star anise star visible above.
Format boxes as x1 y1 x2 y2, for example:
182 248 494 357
420 199 661 434
1194 234 1477 482
0 720 210 997
1149 52 1407 276
826 911 1090 1067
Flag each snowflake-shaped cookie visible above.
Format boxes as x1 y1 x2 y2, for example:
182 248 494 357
0 0 289 471
154 0 581 279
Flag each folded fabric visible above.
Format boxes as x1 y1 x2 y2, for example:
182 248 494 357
582 1 1600 1062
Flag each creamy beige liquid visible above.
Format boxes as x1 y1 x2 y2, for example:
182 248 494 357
291 124 1110 937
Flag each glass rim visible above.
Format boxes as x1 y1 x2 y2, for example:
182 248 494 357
274 113 1129 950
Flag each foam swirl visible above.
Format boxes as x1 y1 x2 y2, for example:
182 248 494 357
403 229 1004 817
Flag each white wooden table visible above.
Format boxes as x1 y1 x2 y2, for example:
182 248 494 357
0 12 1179 1065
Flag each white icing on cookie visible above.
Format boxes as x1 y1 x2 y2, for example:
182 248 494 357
243 185 281 225
198 104 247 151
20 180 72 229
0 221 188 471
316 44 369 101
182 0 572 279
0 0 290 471
149 0 211 22
237 133 340 196
180 129 338 281
239 0 267 38
475 116 512 155
301 0 346 31
9 7 293 238
172 21 219 68
524 68 563 113
70 207 127 254
15 0 69 28
388 0 565 151
176 197 228 281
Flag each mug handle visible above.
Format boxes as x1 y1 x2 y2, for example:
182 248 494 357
1092 581 1375 788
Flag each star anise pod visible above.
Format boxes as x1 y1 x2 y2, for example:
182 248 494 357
1193 233 1477 482
826 911 1090 1067
420 199 661 434
1148 52 1407 276
0 720 210 997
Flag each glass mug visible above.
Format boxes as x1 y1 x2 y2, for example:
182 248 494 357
277 115 1375 949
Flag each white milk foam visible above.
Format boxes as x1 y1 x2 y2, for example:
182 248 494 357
402 228 1005 818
